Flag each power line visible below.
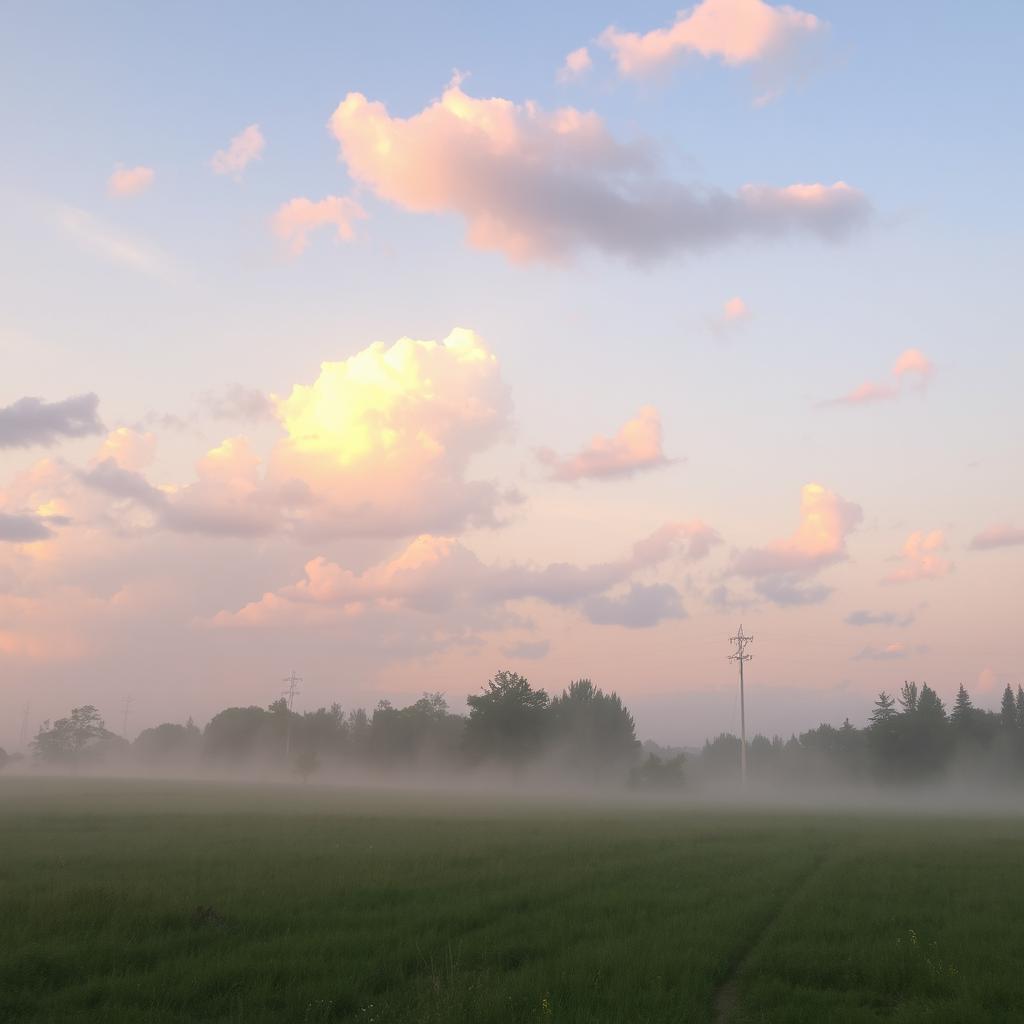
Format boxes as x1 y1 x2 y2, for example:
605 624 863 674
728 625 754 789
281 670 302 760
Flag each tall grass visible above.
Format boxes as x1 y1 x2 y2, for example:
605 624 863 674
1 777 1022 1022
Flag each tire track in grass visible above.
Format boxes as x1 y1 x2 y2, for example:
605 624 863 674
711 851 833 1024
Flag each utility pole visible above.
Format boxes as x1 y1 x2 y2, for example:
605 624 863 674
729 625 754 789
122 696 133 740
281 671 302 761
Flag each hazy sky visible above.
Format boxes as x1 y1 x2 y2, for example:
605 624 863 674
2 0 1022 748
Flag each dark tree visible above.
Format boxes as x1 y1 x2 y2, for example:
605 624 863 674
898 681 919 713
950 685 975 729
33 706 120 764
1001 685 1019 730
465 670 549 763
870 691 896 726
868 692 901 778
1017 686 1024 728
202 706 274 762
133 721 201 764
369 693 465 767
547 679 640 778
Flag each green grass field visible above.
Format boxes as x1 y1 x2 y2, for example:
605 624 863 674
2 777 1024 1023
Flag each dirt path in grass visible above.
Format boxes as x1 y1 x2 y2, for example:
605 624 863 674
711 853 832 1024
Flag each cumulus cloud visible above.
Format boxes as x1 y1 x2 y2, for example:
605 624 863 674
211 124 265 177
211 521 696 632
107 165 154 197
599 0 822 77
92 427 156 472
0 394 104 449
732 483 861 577
83 329 514 540
558 46 593 83
822 348 934 407
969 524 1024 551
271 195 367 254
537 406 673 481
845 609 915 627
582 582 685 627
729 483 861 606
329 80 869 265
884 530 951 584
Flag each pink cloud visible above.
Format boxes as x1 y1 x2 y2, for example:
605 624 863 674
329 80 869 264
107 165 154 197
732 482 862 577
599 0 823 77
211 124 265 177
884 530 951 584
823 348 935 407
970 523 1024 551
891 347 934 387
537 406 672 481
723 296 749 321
210 520 699 631
92 427 156 472
558 46 593 83
82 329 513 541
271 196 367 255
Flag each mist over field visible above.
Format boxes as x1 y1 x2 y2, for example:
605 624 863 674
4 0 1024 1020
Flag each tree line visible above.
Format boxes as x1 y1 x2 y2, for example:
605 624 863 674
699 682 1024 787
15 673 652 786
8 674 1024 790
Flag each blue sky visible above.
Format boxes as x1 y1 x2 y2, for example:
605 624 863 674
1 1 1022 746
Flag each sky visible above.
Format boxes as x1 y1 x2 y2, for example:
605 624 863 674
1 0 1022 749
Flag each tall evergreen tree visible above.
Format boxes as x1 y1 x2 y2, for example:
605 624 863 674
1016 685 1024 729
870 691 896 725
951 684 975 729
898 681 919 713
1000 685 1017 730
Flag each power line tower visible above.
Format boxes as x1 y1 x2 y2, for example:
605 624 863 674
281 670 302 760
122 696 133 741
728 625 754 789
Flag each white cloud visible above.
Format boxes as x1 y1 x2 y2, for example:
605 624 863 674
329 80 869 265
